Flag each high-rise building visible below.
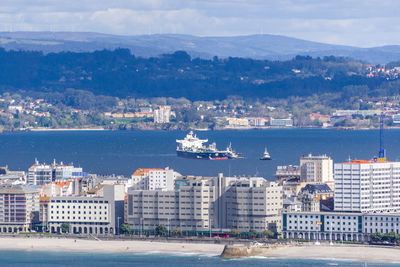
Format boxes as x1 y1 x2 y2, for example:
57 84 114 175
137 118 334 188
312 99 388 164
27 160 86 186
153 106 171 123
28 163 52 185
334 159 400 213
224 177 282 232
131 167 181 191
0 185 39 233
300 154 333 184
126 174 283 233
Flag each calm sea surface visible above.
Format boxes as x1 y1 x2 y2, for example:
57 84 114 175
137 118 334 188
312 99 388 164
0 250 398 267
0 129 400 177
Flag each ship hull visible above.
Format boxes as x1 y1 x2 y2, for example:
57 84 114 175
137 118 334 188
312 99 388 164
177 150 229 160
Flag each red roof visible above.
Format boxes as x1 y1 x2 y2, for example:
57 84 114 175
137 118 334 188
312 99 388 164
132 168 164 176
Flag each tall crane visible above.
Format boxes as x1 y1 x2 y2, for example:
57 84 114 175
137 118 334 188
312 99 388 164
378 113 386 161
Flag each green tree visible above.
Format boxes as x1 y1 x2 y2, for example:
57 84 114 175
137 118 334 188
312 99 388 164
61 223 70 233
248 230 258 239
371 232 384 242
263 229 275 239
231 228 241 238
120 223 131 235
171 228 182 237
155 225 167 236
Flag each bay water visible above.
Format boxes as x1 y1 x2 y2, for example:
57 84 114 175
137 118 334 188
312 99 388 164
0 129 399 178
0 250 398 266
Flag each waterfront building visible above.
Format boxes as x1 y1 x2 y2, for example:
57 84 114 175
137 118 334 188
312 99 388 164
300 154 333 184
225 178 282 232
393 114 400 124
363 214 400 234
333 110 381 117
0 185 39 233
131 168 181 191
282 211 363 242
283 212 400 242
246 117 268 127
334 159 400 213
46 184 124 235
153 106 171 123
270 118 293 127
126 174 283 233
226 117 249 127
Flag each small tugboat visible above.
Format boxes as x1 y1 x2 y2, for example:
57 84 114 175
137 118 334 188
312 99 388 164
260 147 271 160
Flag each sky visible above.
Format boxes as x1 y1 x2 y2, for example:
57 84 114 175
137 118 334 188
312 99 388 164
0 0 399 47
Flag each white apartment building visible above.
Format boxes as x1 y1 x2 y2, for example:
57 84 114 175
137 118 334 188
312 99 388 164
28 160 85 186
270 118 293 127
334 159 400 213
126 174 283 233
153 106 171 123
225 178 282 232
48 196 111 234
28 163 52 185
127 179 213 232
131 168 180 191
46 185 124 235
300 154 333 184
53 164 85 181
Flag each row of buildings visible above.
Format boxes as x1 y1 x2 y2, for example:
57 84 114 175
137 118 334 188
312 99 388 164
225 117 293 128
105 105 172 124
2 148 400 242
283 156 400 242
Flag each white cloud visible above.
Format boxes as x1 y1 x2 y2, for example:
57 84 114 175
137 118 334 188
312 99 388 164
0 0 399 46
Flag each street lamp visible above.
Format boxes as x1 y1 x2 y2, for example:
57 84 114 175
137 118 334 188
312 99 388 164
167 218 170 237
209 216 212 238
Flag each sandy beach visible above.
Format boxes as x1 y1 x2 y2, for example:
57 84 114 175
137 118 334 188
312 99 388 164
0 237 225 256
261 244 400 263
2 237 400 263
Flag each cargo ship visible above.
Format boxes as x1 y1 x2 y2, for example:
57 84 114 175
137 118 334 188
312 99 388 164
176 131 242 160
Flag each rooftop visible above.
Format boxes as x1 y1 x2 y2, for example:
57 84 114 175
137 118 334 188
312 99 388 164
132 168 164 176
343 158 392 164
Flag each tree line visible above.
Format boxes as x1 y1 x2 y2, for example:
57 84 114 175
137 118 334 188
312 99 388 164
0 48 398 101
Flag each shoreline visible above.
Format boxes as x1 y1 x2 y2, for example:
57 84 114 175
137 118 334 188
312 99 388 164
1 237 400 263
2 127 400 134
28 127 106 132
0 237 225 256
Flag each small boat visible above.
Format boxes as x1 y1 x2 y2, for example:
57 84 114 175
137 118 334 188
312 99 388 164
260 147 271 160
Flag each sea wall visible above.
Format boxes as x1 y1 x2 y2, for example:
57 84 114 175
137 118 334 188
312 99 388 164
220 244 287 258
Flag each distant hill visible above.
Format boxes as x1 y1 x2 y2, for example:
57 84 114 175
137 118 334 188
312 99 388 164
1 32 400 64
0 48 396 101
